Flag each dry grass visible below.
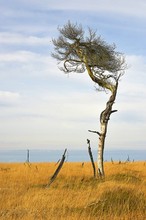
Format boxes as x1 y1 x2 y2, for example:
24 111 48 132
0 161 146 219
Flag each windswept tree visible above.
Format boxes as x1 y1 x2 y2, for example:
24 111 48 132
52 21 126 177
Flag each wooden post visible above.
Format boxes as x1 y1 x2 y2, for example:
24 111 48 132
26 149 30 163
87 139 96 178
48 149 67 187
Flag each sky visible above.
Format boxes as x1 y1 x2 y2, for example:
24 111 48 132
0 0 146 150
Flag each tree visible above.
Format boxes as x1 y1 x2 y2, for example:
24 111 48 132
52 21 126 178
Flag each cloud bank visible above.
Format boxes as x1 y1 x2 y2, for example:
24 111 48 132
0 0 146 150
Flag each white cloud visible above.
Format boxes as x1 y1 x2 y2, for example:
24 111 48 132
0 51 45 62
0 91 20 100
0 32 50 45
26 0 146 18
2 0 146 21
0 51 62 82
0 91 20 106
0 0 146 150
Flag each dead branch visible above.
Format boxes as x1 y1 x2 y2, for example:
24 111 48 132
87 139 96 178
55 159 61 166
88 130 101 136
110 110 118 114
47 149 67 187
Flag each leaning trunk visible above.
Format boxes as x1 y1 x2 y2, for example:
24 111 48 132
97 120 107 177
97 83 118 177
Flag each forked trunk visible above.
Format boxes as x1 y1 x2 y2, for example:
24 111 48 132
97 84 118 178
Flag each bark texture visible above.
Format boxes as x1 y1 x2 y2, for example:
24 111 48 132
98 84 118 177
48 149 67 187
87 139 96 178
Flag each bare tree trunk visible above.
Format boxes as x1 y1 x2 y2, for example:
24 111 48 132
98 83 118 178
97 122 107 177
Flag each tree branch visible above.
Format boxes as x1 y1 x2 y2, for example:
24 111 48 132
88 130 101 136
110 110 118 114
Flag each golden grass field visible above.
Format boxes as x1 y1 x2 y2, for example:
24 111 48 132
0 161 146 220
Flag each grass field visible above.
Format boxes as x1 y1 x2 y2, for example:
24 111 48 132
0 161 146 219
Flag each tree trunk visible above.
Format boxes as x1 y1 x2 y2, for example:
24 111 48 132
97 83 118 178
97 122 107 177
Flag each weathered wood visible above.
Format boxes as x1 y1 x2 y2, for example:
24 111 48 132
47 149 67 187
55 159 61 166
87 139 96 178
26 149 30 163
111 110 118 114
88 130 101 136
98 83 118 177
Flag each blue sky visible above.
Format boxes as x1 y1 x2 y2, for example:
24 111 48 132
0 0 146 150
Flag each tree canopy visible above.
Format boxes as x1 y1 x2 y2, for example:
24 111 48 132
52 21 126 92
